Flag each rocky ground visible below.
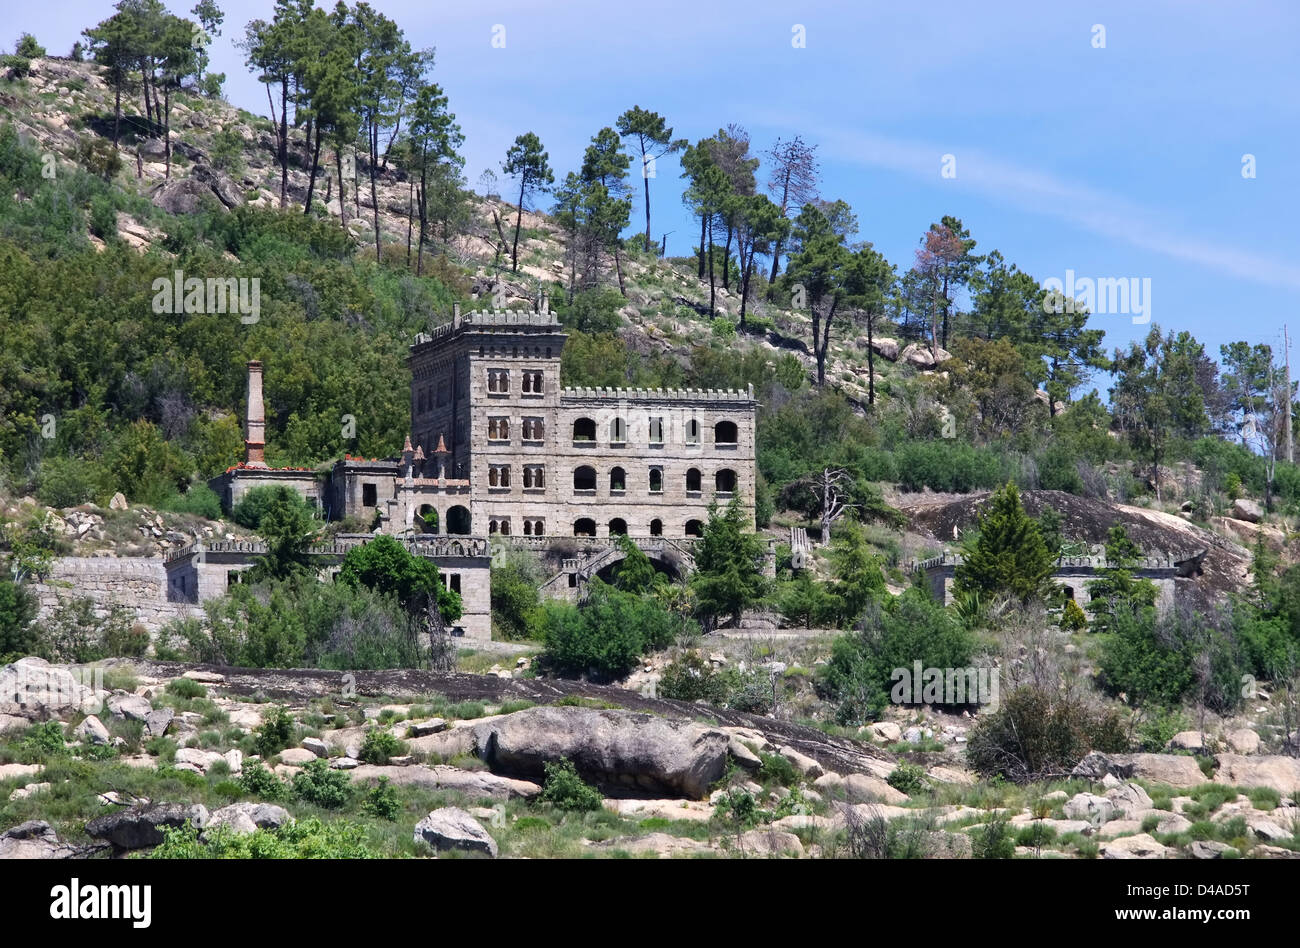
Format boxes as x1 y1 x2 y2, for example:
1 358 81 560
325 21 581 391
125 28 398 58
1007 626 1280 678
1 655 1297 859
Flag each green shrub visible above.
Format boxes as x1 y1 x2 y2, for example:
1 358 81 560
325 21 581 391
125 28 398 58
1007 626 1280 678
158 484 223 520
711 317 736 338
360 777 402 821
18 721 68 763
966 685 1129 783
238 760 289 801
231 485 313 530
540 580 692 681
358 729 406 765
151 817 375 858
0 579 38 658
35 455 95 508
291 758 353 809
887 762 928 796
166 677 208 700
658 651 726 703
756 752 799 787
971 812 1015 858
537 758 602 812
254 705 294 757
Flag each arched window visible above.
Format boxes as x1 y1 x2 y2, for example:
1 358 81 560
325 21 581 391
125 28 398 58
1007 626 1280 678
574 518 596 537
608 518 627 536
573 466 597 491
685 419 700 444
523 520 533 536
650 519 663 536
686 468 701 492
487 369 510 394
489 465 511 488
610 467 626 492
714 420 738 444
523 465 545 489
648 468 663 493
418 505 439 534
573 417 597 442
446 506 471 535
715 468 737 493
522 417 544 440
488 417 509 441
610 417 627 443
685 519 704 537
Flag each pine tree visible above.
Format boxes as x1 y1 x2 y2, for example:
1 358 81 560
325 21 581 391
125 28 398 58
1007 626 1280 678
502 132 554 273
954 482 1055 603
690 498 765 628
615 106 686 253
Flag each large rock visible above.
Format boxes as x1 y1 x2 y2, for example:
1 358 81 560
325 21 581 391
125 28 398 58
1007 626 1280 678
1188 840 1236 860
206 803 291 837
1064 792 1116 825
1100 833 1170 859
1213 755 1300 795
1231 498 1263 523
86 803 207 850
867 722 902 743
413 807 497 857
1225 729 1260 755
174 747 225 772
1168 731 1205 751
0 657 101 721
1072 752 1205 789
151 177 215 215
0 820 77 859
471 707 728 799
348 764 539 800
900 342 952 369
813 771 908 805
1105 783 1154 819
74 715 110 745
144 707 174 737
278 748 318 766
107 693 152 722
868 337 900 361
736 827 804 857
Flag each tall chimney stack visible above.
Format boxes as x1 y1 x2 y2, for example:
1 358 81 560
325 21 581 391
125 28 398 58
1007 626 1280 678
245 360 268 468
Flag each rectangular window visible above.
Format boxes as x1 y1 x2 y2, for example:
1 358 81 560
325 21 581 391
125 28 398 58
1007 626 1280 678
489 465 511 488
686 418 700 444
488 417 510 441
648 416 663 443
450 574 461 594
362 483 377 507
648 468 663 493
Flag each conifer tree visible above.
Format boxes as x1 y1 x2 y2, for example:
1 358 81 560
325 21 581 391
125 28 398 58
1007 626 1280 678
954 482 1055 603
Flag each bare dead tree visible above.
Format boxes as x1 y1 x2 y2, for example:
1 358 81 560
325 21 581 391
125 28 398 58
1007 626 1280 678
423 596 457 673
809 467 853 545
764 134 820 284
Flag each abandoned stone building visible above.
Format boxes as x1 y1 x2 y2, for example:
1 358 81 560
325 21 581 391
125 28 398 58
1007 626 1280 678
193 305 760 638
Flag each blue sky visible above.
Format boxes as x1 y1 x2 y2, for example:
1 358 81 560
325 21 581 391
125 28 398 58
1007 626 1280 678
13 0 1300 365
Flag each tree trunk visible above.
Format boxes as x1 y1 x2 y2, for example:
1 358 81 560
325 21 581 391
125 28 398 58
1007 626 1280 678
369 123 381 262
304 131 323 214
335 145 347 228
614 245 626 296
163 83 171 179
406 176 414 270
511 175 526 273
279 78 289 209
697 214 706 278
721 223 733 290
112 81 121 149
707 216 716 316
641 144 652 252
739 254 754 328
867 311 876 406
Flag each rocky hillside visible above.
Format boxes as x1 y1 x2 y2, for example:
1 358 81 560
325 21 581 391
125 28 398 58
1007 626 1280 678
2 656 1297 859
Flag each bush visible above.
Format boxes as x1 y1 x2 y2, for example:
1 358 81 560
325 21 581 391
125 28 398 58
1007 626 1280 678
490 547 543 640
15 34 45 58
0 579 38 659
292 758 353 809
554 286 624 333
36 598 137 663
254 705 294 757
971 812 1015 858
360 777 401 821
35 455 95 508
966 685 1129 783
540 580 693 680
658 651 726 703
886 762 928 796
817 589 973 725
711 316 736 338
358 729 406 765
151 817 375 858
18 721 67 763
756 752 799 787
158 484 223 520
538 758 603 811
238 760 289 801
88 195 117 240
895 441 1004 493
1 55 31 79
166 677 207 700
231 485 313 530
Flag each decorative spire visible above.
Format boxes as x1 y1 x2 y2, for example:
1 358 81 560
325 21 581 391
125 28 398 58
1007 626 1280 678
402 433 413 454
244 360 268 469
413 444 425 461
434 434 449 454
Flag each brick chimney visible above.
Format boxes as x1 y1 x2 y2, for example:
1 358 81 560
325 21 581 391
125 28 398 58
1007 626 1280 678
245 360 268 468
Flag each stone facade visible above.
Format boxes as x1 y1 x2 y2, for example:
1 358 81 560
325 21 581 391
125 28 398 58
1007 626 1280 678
33 557 203 633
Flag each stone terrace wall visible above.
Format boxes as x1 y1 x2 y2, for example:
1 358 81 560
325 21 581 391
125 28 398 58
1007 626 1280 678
32 557 202 632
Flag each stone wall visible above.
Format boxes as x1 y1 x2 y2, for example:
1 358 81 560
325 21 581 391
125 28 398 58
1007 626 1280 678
32 557 203 633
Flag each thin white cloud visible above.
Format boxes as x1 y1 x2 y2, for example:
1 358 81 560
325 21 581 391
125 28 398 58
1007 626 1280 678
809 126 1300 290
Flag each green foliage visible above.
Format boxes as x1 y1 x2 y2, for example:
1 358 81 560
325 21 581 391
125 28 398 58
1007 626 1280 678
538 758 602 811
166 677 207 700
970 812 1015 858
358 729 407 765
966 685 1129 783
490 547 543 640
338 533 461 622
15 33 45 58
895 441 1005 493
1060 598 1088 631
253 705 294 758
238 760 290 801
887 762 928 796
756 752 799 787
658 650 726 703
540 580 692 680
157 484 223 520
711 316 736 338
818 588 973 724
0 579 38 658
554 286 624 333
291 758 353 809
954 483 1055 602
231 486 310 530
361 777 402 821
35 598 142 663
35 455 96 509
17 721 68 764
775 572 841 629
611 534 658 594
690 497 766 627
150 817 376 858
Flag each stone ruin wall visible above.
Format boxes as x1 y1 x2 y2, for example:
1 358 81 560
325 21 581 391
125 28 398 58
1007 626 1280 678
32 557 203 633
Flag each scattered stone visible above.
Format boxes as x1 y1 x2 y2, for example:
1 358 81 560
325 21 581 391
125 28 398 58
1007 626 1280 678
86 803 207 850
109 492 128 510
0 657 100 720
0 820 77 859
278 748 318 766
143 707 174 738
1231 498 1263 523
1064 792 1116 824
867 722 902 743
1106 783 1154 819
727 738 762 771
735 827 803 857
1248 819 1293 841
206 803 291 837
8 782 50 801
1168 731 1205 751
74 715 111 745
1188 840 1236 859
1100 833 1169 859
408 718 448 737
777 746 824 779
1225 729 1260 755
1213 755 1300 795
330 757 359 770
301 738 329 759
174 747 225 772
605 798 713 823
348 764 539 800
413 807 498 857
223 749 243 775
1072 751 1205 788
0 763 44 781
182 670 225 684
1156 813 1193 835
106 693 152 722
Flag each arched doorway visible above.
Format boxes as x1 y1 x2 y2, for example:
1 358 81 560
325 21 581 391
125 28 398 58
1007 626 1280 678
446 505 471 535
